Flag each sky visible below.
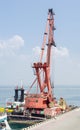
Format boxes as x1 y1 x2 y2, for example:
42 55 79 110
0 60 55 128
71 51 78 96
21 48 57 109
0 0 80 86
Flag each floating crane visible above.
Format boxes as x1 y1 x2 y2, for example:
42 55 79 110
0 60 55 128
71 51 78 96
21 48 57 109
6 9 69 121
24 9 57 116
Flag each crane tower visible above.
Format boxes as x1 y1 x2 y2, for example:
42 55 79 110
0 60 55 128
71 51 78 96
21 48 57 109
25 9 56 109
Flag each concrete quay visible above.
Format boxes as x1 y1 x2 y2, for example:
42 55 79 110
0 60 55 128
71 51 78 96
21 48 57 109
23 108 80 130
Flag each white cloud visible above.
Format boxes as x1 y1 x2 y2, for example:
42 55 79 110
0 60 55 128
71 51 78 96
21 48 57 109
0 41 6 49
0 35 24 57
53 47 69 57
33 46 41 56
8 35 24 49
32 46 69 59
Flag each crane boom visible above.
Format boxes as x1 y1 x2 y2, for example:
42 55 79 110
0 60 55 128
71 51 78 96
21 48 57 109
46 9 56 67
25 9 56 109
32 9 56 101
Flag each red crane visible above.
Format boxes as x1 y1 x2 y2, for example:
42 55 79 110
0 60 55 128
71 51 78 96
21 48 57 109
6 9 68 119
25 9 56 110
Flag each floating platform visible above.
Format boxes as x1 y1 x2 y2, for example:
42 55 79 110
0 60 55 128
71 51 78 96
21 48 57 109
8 114 45 125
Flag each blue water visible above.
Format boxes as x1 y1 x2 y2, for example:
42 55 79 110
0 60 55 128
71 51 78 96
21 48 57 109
0 86 14 107
54 85 80 106
0 85 80 107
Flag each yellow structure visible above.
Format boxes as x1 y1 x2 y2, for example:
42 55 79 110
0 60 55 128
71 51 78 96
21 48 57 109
58 97 67 110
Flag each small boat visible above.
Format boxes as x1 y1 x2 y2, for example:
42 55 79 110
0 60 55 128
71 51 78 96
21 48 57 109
0 110 11 130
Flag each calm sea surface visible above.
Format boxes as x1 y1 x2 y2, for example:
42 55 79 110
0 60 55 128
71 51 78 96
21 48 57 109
0 85 80 129
0 85 80 107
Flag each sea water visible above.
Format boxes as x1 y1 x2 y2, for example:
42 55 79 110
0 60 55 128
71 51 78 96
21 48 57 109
54 85 80 106
0 85 79 107
0 85 80 129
